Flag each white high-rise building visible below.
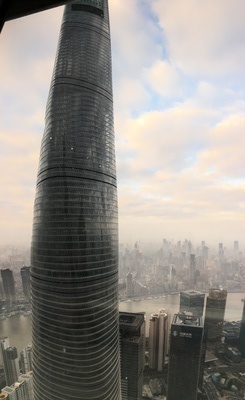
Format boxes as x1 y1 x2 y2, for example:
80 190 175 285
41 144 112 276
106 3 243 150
18 373 33 400
148 309 169 371
1 372 33 400
20 345 32 374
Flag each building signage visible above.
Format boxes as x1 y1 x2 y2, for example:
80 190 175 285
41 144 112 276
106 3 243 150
180 332 192 338
172 331 192 338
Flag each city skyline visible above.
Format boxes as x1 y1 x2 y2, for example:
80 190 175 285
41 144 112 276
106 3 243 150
0 0 245 245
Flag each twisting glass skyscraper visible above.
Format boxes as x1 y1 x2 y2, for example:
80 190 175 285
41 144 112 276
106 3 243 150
31 1 121 399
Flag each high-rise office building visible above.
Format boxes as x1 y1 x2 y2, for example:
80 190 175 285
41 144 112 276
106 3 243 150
20 266 31 300
0 282 4 301
234 241 239 259
119 312 145 400
1 269 16 305
179 290 205 317
202 245 208 269
189 254 196 285
126 272 133 297
199 289 227 388
238 298 245 357
20 345 32 374
149 309 169 371
31 1 121 399
167 314 203 400
218 243 225 260
179 290 206 389
204 288 227 341
0 339 20 387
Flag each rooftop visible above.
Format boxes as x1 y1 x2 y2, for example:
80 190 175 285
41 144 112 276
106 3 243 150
181 290 205 297
208 288 227 300
119 312 145 332
173 313 202 326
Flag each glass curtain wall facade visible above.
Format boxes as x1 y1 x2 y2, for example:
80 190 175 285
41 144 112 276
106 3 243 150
179 290 205 317
1 269 16 305
239 299 245 357
31 1 121 399
119 312 145 400
167 314 203 400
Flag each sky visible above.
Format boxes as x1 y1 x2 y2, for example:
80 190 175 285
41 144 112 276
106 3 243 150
0 0 245 248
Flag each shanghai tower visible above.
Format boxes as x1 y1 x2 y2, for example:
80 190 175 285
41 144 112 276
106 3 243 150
31 1 121 399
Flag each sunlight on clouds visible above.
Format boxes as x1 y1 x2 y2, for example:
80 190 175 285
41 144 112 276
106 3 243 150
120 106 210 174
0 1 244 245
145 60 184 98
197 113 245 178
110 0 162 76
152 0 245 77
114 78 151 117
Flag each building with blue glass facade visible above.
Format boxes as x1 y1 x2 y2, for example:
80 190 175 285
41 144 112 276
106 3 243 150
31 1 121 399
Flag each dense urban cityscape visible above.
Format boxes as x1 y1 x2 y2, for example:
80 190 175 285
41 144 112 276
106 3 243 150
0 239 245 399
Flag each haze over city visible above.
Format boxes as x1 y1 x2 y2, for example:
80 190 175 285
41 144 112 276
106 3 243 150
0 0 245 245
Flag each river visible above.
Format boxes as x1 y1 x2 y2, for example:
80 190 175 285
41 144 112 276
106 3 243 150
0 292 244 354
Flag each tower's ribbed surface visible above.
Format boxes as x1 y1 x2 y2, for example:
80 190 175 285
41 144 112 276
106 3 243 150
31 1 121 399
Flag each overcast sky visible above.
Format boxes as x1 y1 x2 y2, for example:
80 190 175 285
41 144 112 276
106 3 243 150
0 0 244 248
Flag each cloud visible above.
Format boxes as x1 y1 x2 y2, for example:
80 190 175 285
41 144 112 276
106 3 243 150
110 0 162 76
144 60 184 98
115 89 245 244
197 113 245 178
110 0 163 118
114 78 151 117
152 0 245 77
117 104 217 181
0 1 244 246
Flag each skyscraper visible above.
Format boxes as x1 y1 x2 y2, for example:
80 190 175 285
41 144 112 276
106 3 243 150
149 309 169 371
20 345 32 374
1 269 16 305
31 1 121 399
20 266 31 300
238 298 245 357
218 243 225 260
119 312 145 400
189 254 196 285
198 289 228 388
179 290 205 317
179 290 206 389
204 288 227 341
1 338 20 387
167 314 203 400
126 272 133 297
234 240 239 259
